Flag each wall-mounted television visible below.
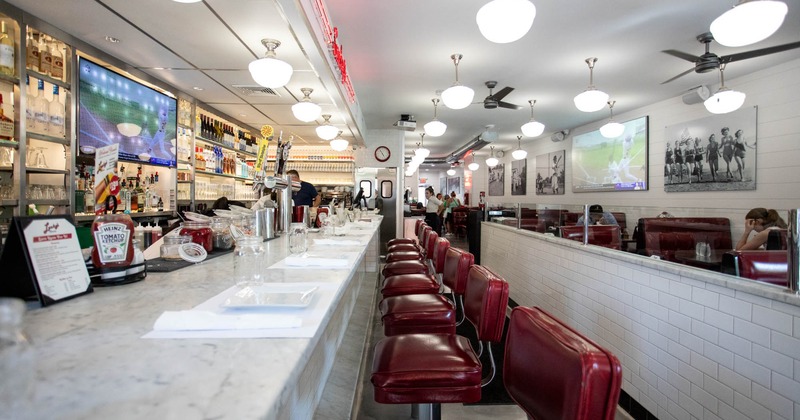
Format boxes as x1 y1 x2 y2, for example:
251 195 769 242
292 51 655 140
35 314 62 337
571 115 649 192
78 57 177 167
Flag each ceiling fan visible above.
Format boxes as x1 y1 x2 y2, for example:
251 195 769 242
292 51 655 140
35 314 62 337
661 32 800 84
475 81 523 110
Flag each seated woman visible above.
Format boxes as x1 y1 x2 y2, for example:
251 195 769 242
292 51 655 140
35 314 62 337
735 207 787 250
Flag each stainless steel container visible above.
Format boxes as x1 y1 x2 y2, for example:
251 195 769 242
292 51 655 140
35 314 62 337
255 207 276 240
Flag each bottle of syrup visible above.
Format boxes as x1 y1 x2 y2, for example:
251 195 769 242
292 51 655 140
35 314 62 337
91 196 134 268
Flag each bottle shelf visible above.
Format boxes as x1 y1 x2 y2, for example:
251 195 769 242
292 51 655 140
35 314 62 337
0 199 18 206
25 167 69 175
0 165 12 171
177 180 192 184
194 170 250 181
73 210 175 222
26 131 70 146
0 73 20 85
195 136 256 157
0 139 19 149
26 69 71 90
177 159 192 165
28 199 69 206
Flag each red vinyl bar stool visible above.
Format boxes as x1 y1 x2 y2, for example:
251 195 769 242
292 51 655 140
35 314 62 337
382 230 438 277
371 265 509 420
387 219 425 248
441 247 474 326
504 306 622 420
385 225 432 263
387 222 428 254
380 237 450 298
379 243 468 336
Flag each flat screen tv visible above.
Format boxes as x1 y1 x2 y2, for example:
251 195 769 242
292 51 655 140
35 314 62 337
78 57 177 167
571 115 649 192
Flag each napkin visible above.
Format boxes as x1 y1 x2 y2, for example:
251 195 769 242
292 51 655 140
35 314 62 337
283 255 349 267
313 238 361 246
153 310 302 331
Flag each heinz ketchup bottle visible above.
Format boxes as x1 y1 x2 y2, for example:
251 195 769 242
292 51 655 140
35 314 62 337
91 195 135 268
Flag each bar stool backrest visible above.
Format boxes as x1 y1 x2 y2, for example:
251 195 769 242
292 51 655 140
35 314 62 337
463 265 508 343
417 222 428 243
432 237 451 274
442 247 474 294
425 230 439 261
419 226 432 254
503 306 622 420
414 219 424 240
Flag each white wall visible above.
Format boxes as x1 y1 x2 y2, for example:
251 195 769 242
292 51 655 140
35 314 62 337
483 223 800 420
470 58 800 214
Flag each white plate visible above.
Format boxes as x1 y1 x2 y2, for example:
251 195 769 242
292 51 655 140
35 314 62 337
222 285 317 309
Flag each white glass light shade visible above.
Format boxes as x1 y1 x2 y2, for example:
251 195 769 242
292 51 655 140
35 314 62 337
411 154 426 165
173 0 202 3
573 89 609 112
292 101 321 123
330 138 349 151
521 120 545 137
117 123 142 137
316 124 338 140
424 119 447 137
447 168 456 176
711 1 787 47
512 149 528 160
600 121 625 139
704 89 746 114
415 147 430 158
468 162 480 171
249 57 293 88
485 156 499 167
441 84 475 110
476 0 536 44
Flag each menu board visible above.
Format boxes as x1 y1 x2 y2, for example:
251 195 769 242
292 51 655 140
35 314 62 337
0 216 92 306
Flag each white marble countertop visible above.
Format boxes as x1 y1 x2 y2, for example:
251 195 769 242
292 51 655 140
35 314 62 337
20 221 381 420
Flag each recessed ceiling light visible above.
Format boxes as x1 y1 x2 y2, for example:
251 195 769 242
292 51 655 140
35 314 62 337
192 86 204 91
172 0 203 3
153 67 165 70
104 36 120 43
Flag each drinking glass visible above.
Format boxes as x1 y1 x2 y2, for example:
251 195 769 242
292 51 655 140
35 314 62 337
233 236 265 288
288 222 308 255
0 147 12 166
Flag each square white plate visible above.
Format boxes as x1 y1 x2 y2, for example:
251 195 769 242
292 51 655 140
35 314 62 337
222 285 318 309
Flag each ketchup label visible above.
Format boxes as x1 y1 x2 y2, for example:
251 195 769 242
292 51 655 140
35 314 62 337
93 222 131 264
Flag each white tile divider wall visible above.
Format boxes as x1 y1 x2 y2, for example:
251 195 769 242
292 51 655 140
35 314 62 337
482 223 800 420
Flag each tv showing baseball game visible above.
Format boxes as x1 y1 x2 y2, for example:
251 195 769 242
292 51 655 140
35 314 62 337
78 57 177 167
571 116 648 192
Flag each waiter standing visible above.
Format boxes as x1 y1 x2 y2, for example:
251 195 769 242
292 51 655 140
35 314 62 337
424 186 442 235
288 170 321 207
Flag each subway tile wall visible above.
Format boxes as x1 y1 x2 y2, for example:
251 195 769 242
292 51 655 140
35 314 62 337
482 223 800 420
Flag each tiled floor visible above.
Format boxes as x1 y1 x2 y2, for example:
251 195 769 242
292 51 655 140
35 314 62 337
356 231 634 420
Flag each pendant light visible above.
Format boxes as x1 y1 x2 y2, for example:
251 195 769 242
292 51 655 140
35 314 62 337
423 98 447 137
415 132 430 158
485 146 499 168
447 165 456 176
711 1 788 47
704 65 746 114
330 131 349 151
512 136 527 160
521 99 545 137
249 39 293 88
441 54 475 110
476 0 537 44
316 114 338 140
573 57 609 112
291 88 322 122
600 101 625 139
468 151 480 171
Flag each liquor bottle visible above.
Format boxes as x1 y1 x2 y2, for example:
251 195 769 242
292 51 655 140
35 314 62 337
135 179 145 212
25 30 38 71
33 79 49 134
37 34 51 76
0 22 15 77
0 94 14 142
48 85 65 138
85 179 95 214
49 38 64 81
128 178 138 213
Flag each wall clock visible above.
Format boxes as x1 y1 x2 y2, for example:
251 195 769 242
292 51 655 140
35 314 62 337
374 146 391 162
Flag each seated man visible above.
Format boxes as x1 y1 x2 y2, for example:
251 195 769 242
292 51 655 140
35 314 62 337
577 204 618 226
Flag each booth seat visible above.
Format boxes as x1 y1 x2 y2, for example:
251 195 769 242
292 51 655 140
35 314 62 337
720 250 788 286
504 306 622 420
635 217 732 262
559 225 622 250
371 265 509 417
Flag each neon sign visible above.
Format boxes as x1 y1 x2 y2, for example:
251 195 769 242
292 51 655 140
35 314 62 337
312 0 356 103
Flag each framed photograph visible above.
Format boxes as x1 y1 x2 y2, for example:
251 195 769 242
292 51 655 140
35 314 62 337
535 150 565 195
571 116 649 192
446 177 461 197
488 163 505 196
511 159 527 195
664 106 757 192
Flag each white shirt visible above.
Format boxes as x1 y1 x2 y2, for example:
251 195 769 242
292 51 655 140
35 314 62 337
426 196 442 213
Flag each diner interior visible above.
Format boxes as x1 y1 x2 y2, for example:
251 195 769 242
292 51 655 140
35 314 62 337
0 0 798 420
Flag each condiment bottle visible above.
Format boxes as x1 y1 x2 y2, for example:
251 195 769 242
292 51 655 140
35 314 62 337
91 198 134 268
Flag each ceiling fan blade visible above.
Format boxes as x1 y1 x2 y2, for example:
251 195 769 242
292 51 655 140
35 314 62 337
662 49 701 63
490 86 514 101
661 67 696 85
497 101 523 110
721 41 800 64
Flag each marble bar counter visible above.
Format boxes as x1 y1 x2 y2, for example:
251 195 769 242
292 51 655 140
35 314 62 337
21 217 382 420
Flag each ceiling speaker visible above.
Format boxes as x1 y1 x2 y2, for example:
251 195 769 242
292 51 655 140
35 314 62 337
682 85 710 105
